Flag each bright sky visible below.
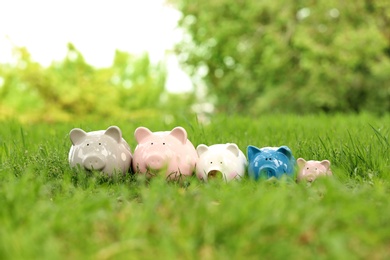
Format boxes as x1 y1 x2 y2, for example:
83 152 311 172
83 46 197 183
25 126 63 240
0 0 192 92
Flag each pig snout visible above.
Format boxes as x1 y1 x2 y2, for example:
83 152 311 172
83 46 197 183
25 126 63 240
83 154 106 171
208 170 224 180
302 171 317 182
146 154 165 170
259 166 276 178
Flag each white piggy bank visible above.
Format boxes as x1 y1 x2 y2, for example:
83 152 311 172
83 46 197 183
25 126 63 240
196 143 247 182
68 126 132 175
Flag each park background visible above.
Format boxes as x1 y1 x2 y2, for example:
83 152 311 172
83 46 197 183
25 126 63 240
0 0 389 122
1 1 390 259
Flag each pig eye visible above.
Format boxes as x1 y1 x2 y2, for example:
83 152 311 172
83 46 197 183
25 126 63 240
86 143 90 146
220 161 223 164
315 168 318 170
210 162 213 164
151 142 154 145
307 167 309 170
99 143 102 145
163 142 166 145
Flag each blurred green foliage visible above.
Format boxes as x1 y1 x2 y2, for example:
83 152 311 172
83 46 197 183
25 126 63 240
171 0 390 115
0 43 194 122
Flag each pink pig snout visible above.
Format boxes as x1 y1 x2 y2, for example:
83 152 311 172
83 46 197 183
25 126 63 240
83 154 106 171
302 169 321 182
146 154 166 170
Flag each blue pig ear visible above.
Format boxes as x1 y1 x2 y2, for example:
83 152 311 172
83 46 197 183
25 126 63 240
277 146 293 160
69 128 87 145
105 126 122 143
247 145 262 161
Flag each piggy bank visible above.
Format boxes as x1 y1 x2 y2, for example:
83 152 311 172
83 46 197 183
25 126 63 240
68 126 132 175
297 158 332 182
196 143 247 182
247 145 296 180
132 126 197 180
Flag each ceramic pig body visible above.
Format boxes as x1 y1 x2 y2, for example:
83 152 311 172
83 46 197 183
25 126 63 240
68 126 132 175
132 126 197 180
297 158 332 182
196 143 247 182
247 146 296 180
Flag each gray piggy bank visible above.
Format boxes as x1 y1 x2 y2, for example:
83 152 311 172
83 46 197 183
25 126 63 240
68 126 132 175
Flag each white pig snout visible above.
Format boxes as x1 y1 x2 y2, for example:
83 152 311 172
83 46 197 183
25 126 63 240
207 170 224 180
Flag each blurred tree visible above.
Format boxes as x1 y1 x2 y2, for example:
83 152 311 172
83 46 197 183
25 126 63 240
171 0 390 115
0 43 193 122
111 50 166 112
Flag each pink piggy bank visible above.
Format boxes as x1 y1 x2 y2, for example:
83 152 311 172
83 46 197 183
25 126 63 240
132 126 197 180
297 158 333 182
196 143 247 182
68 126 132 175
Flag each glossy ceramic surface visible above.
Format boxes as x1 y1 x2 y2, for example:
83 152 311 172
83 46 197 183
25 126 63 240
297 158 332 182
196 143 247 182
247 145 296 180
132 126 197 179
68 126 132 175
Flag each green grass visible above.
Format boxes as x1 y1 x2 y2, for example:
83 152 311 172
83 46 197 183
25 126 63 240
0 113 389 259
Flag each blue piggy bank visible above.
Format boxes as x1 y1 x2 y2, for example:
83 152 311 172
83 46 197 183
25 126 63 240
247 145 296 180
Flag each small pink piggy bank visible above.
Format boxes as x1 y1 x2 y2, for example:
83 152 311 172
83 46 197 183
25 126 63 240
132 126 197 180
196 143 247 182
68 126 132 175
297 158 333 182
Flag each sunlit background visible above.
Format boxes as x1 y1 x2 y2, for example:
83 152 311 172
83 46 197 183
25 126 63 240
0 0 389 122
0 0 192 92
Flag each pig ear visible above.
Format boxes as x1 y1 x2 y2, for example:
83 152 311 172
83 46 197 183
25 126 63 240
170 127 187 144
247 145 262 161
226 143 240 157
320 160 331 170
197 144 209 157
104 126 122 143
277 146 293 160
134 127 153 144
69 128 87 145
297 158 307 169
